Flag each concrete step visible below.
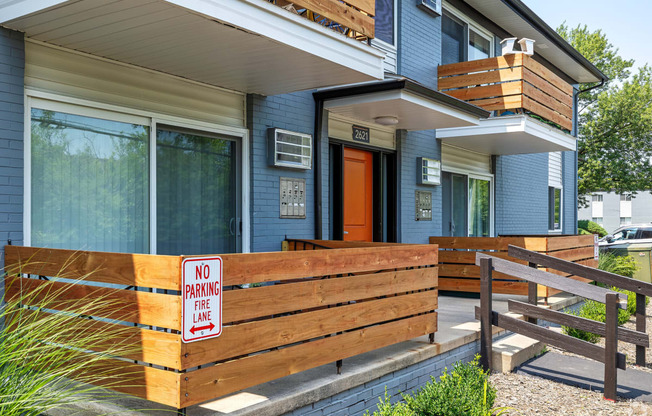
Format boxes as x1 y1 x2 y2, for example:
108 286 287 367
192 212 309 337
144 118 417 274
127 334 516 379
492 333 546 373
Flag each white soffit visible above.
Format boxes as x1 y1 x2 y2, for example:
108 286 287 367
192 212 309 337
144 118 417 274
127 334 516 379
0 0 385 95
324 90 481 131
436 115 576 155
462 0 601 83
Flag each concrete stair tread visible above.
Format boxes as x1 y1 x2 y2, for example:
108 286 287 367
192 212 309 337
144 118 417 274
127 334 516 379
492 333 546 373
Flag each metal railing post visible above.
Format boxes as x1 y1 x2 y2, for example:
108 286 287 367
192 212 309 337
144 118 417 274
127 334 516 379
480 257 493 372
604 293 618 401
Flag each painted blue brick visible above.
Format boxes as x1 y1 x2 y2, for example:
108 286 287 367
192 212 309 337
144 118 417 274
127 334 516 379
0 27 24 271
563 151 577 234
495 153 549 235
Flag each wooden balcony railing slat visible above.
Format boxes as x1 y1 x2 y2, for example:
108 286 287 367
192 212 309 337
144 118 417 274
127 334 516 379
222 267 437 323
522 56 574 96
523 67 573 109
523 82 572 116
442 81 523 102
291 0 375 38
438 66 523 90
342 0 375 15
180 312 437 408
522 95 572 130
464 94 523 112
437 54 524 77
180 290 437 369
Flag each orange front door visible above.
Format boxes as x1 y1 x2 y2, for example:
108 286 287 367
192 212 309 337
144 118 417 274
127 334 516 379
343 147 373 241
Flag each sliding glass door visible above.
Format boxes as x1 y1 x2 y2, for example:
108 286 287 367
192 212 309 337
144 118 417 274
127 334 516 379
442 172 492 237
30 102 243 255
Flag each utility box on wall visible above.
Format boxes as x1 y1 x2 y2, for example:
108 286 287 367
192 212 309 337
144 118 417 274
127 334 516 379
280 178 306 219
415 191 433 221
268 128 312 170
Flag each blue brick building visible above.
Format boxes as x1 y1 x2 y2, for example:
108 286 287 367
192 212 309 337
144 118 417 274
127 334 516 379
0 0 606 413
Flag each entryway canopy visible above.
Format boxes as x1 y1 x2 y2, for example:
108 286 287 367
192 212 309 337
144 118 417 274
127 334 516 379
316 78 490 131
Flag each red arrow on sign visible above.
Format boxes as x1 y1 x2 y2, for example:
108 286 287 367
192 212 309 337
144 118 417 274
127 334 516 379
190 322 215 334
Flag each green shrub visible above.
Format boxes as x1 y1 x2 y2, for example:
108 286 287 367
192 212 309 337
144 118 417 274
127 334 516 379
403 356 495 416
598 252 638 278
365 357 498 416
578 220 608 237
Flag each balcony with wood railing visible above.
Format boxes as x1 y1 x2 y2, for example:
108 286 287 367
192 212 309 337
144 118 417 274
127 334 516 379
438 54 573 132
270 0 375 41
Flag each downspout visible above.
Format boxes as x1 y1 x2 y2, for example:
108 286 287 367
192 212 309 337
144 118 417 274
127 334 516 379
314 97 324 239
573 79 605 233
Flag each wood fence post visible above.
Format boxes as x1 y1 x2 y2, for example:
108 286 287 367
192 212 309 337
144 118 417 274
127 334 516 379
480 257 493 372
604 293 618 401
636 293 646 367
527 262 538 324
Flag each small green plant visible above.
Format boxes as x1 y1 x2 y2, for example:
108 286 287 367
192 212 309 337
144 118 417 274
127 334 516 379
598 252 638 278
365 356 511 416
578 220 608 237
1 260 141 416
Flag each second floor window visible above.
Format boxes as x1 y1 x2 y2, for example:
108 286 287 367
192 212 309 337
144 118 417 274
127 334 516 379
441 7 493 65
375 0 394 45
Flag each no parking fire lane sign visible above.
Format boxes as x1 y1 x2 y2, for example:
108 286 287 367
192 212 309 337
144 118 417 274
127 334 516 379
182 257 223 343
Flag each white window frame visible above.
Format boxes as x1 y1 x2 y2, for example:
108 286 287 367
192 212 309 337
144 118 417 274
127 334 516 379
24 90 251 253
548 186 563 234
442 1 495 61
443 167 495 237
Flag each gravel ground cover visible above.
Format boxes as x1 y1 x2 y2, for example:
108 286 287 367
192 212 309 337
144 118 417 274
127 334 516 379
488 300 652 415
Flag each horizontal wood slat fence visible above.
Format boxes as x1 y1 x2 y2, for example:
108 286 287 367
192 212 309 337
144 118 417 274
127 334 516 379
437 54 573 131
429 235 598 297
4 243 437 410
478 245 652 401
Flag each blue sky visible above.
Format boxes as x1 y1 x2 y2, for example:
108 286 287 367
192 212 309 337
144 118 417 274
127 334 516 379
527 0 652 69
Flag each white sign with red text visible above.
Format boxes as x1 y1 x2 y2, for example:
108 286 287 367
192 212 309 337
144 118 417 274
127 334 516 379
594 234 599 260
182 257 222 343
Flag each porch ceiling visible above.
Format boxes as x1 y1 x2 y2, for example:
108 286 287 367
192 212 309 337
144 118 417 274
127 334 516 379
0 0 385 96
436 115 577 155
320 79 489 131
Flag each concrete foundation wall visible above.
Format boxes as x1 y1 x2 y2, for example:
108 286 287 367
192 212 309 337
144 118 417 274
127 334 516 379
285 340 480 416
0 27 24 270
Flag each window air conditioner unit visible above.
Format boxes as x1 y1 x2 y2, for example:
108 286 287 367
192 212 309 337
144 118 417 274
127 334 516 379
268 128 312 170
417 0 441 17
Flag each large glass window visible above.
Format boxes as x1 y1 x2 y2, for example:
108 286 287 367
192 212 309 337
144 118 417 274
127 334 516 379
156 127 238 255
548 187 562 231
375 0 394 44
441 9 493 64
31 109 149 252
469 178 490 237
30 104 242 255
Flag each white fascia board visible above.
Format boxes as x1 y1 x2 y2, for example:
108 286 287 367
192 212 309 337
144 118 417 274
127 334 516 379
437 115 576 151
324 90 481 127
400 91 480 127
167 0 385 80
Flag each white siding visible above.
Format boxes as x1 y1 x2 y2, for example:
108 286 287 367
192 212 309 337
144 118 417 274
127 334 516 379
548 151 563 188
370 39 397 74
25 41 246 128
328 113 396 150
620 200 632 217
441 144 491 175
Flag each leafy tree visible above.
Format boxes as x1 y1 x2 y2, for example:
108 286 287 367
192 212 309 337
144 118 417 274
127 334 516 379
558 24 652 205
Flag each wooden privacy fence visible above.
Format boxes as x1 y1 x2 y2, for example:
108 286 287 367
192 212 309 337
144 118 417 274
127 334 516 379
477 245 652 401
430 235 598 297
4 244 438 411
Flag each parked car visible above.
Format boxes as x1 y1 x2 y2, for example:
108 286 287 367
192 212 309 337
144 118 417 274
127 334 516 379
599 224 652 248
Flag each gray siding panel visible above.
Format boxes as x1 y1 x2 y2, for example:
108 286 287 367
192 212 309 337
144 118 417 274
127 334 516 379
0 27 24 270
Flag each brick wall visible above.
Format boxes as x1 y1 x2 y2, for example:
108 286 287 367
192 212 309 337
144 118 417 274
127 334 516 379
0 27 24 269
494 153 549 235
398 0 440 88
287 340 480 416
398 130 441 243
247 91 316 252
